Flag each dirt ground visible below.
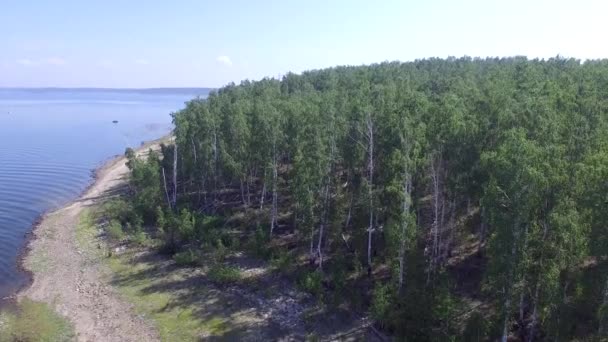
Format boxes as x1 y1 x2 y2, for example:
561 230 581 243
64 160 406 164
20 142 162 342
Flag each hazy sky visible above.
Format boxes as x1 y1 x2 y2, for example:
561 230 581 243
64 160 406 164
2 0 607 88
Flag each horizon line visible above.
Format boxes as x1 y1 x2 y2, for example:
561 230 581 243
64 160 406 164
0 86 215 90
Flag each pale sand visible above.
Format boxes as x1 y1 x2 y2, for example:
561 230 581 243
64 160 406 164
19 138 169 342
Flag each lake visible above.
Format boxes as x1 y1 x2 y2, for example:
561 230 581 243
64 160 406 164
0 88 208 301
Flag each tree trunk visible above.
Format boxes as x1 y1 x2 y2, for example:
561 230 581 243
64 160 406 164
345 194 353 231
528 285 540 342
480 205 487 246
519 289 525 325
240 178 246 205
366 114 374 275
172 144 178 207
398 175 411 293
528 217 550 341
598 277 608 336
191 137 198 163
162 167 172 209
260 180 266 209
270 142 278 236
309 189 316 263
429 151 442 282
212 125 218 203
501 295 510 342
317 182 330 270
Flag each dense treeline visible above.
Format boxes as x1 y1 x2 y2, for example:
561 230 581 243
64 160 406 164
121 57 608 340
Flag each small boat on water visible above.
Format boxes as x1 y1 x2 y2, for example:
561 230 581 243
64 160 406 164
112 120 119 124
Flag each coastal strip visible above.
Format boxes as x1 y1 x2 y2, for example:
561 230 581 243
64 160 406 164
15 136 171 341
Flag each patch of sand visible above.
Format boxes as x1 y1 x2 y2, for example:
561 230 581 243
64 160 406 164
19 140 165 342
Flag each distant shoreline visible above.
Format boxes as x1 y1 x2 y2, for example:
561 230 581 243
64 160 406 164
0 87 214 94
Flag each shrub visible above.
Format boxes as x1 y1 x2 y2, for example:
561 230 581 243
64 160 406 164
270 249 294 273
207 265 241 284
214 238 229 262
299 271 323 297
250 225 270 258
104 199 134 223
370 284 393 328
177 209 196 243
156 206 167 235
173 249 200 266
131 230 150 247
106 220 125 241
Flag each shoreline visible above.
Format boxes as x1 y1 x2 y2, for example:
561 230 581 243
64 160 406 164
4 135 170 307
11 135 169 340
9 156 120 304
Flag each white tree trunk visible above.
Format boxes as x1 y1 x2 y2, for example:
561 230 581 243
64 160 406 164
429 152 441 282
162 167 172 209
270 141 278 236
366 114 374 273
480 205 487 245
528 286 540 342
501 294 510 342
309 188 316 260
398 175 412 292
528 217 550 341
172 144 178 207
240 179 246 205
345 194 353 230
212 125 218 200
317 182 330 270
260 180 266 209
191 137 197 163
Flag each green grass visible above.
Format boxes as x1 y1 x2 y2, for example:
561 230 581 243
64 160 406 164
105 254 231 341
78 212 231 341
173 249 200 266
207 264 242 284
0 299 74 342
107 219 125 242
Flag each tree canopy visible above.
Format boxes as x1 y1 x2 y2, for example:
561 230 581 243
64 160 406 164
122 57 608 340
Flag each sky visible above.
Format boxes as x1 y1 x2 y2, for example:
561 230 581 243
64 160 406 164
1 0 607 88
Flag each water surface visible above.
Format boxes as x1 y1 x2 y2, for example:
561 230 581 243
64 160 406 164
0 88 207 301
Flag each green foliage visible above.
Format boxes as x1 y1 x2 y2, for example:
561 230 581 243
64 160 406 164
212 238 229 262
120 57 608 339
370 284 394 328
155 206 166 236
131 230 150 247
106 219 125 241
0 299 74 342
177 208 196 243
269 249 294 273
173 249 200 266
207 265 241 284
103 198 136 224
299 271 323 297
250 225 270 258
125 148 163 223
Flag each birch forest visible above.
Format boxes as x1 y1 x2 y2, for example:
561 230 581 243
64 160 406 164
118 57 608 340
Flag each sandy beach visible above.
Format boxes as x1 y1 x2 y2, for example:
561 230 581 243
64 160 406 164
18 139 167 342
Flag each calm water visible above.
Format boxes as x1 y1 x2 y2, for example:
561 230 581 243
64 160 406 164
0 88 208 301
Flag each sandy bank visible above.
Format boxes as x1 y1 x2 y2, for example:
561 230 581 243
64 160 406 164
18 137 170 342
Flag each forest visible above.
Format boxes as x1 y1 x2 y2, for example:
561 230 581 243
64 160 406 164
114 57 608 340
